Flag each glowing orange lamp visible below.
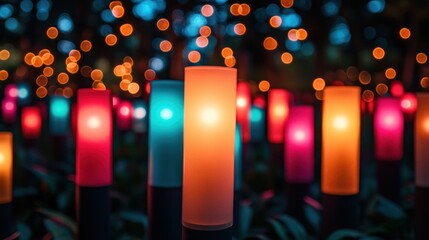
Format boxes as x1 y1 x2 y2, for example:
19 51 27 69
182 66 236 239
415 93 429 240
0 132 14 238
321 86 360 238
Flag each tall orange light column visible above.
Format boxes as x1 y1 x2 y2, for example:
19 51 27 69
321 86 360 238
0 132 15 238
182 66 236 239
415 93 429 240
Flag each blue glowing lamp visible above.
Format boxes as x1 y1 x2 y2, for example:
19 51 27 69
148 80 184 187
132 100 148 133
235 124 242 191
250 105 266 142
49 96 70 135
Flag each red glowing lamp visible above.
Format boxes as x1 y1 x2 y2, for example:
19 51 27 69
76 89 112 187
268 89 291 143
21 106 42 139
236 82 251 142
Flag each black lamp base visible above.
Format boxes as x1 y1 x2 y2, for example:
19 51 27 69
183 226 232 240
148 186 182 240
0 202 15 239
76 186 110 240
416 186 429 240
377 160 401 204
322 193 358 239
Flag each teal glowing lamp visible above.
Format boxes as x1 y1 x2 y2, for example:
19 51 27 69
49 96 70 135
148 80 184 240
132 100 147 133
235 124 242 191
17 83 30 106
250 105 266 142
148 80 184 187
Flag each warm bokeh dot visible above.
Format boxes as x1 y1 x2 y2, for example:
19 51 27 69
0 50 10 60
46 27 59 39
296 29 308 40
221 47 233 58
157 18 169 31
24 52 35 65
199 26 211 37
188 50 201 63
312 78 325 91
36 75 48 86
399 28 411 39
123 56 134 65
120 80 131 91
63 87 74 98
80 40 92 52
315 90 323 100
258 80 270 92
36 87 47 98
128 82 140 94
111 5 124 18
238 4 251 16
234 23 246 36
43 67 54 77
230 3 239 16
80 65 92 78
281 52 293 64
31 56 44 68
196 36 209 48
109 1 122 10
122 74 133 82
362 90 375 102
269 16 282 28
105 34 118 46
373 47 385 60
263 37 278 50
67 62 79 74
421 77 429 88
359 71 371 85
42 53 54 65
144 69 156 80
416 52 428 64
120 23 133 36
114 65 126 77
376 83 388 96
57 72 69 84
91 69 103 81
385 68 396 79
288 29 298 41
0 70 8 81
160 40 173 52
201 4 214 17
224 56 236 67
69 49 81 62
281 0 294 8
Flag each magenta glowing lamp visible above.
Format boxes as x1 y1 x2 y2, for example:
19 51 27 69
268 89 292 143
1 98 16 123
284 105 314 183
374 97 403 161
21 106 42 139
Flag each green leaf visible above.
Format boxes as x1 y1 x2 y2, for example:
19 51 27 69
305 204 321 232
375 195 406 219
276 215 307 240
36 208 77 235
43 219 73 240
16 221 31 240
267 219 288 240
327 229 364 240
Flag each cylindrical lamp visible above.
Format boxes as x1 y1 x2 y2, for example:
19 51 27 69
21 106 42 140
374 97 403 203
236 82 251 142
284 105 314 223
268 89 291 143
0 132 14 238
49 96 70 136
415 93 429 240
148 80 184 240
321 86 360 238
17 83 30 106
250 105 266 142
76 89 112 240
1 98 17 124
4 84 18 99
182 66 236 240
116 100 132 131
132 100 147 134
